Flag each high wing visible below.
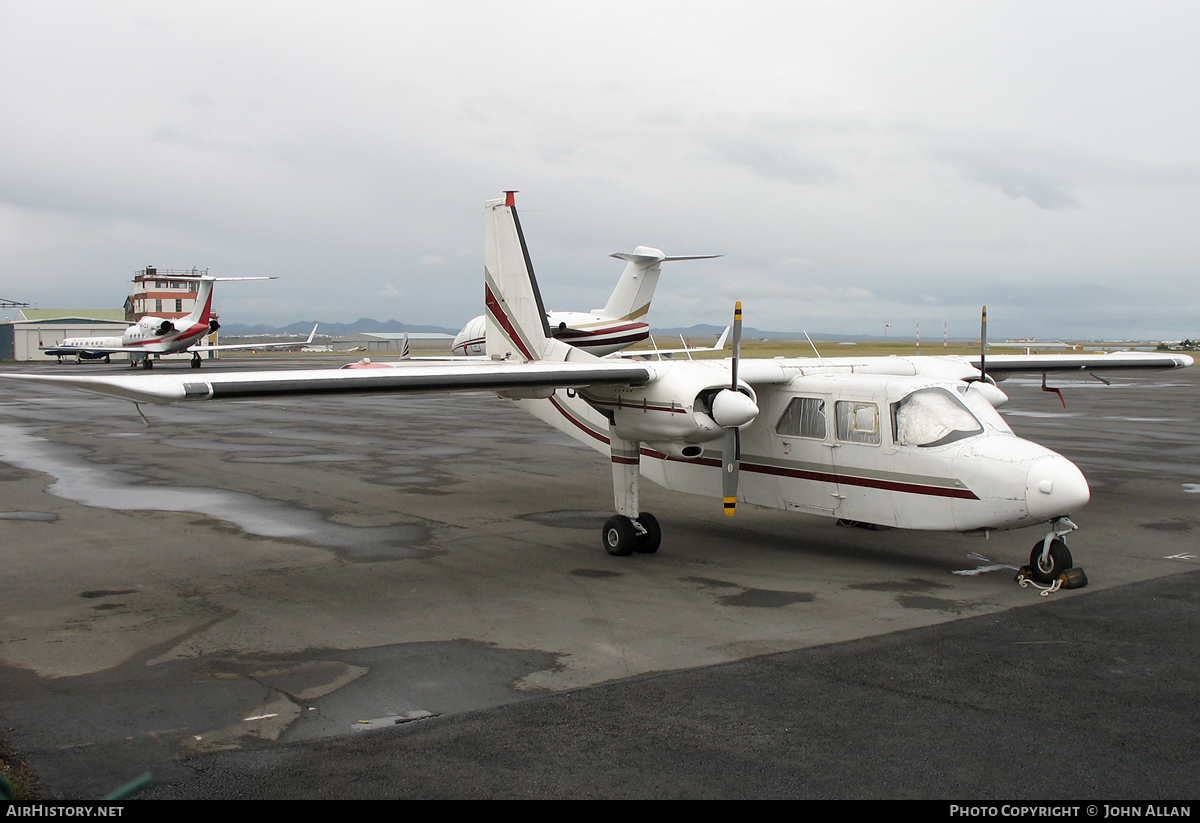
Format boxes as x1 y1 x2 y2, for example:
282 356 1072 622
3 359 652 405
958 352 1194 376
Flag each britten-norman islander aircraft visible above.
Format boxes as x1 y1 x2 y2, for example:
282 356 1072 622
6 193 1193 588
451 244 721 357
40 275 316 369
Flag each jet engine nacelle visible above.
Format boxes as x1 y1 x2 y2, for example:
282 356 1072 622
208 318 221 334
155 320 175 336
589 366 759 445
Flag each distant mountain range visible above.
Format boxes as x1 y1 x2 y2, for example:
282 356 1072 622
219 318 976 342
220 319 460 337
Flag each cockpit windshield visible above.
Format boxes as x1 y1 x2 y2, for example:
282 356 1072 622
892 387 983 448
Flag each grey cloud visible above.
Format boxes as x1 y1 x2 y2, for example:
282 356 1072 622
934 140 1200 211
708 137 842 186
935 147 1082 211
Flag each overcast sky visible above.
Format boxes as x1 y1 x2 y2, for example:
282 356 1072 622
2 1 1198 340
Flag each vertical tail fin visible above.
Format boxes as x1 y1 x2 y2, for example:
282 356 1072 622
186 277 216 329
602 248 667 321
484 193 584 362
602 248 721 321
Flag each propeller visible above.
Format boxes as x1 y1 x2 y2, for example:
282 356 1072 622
967 305 993 388
713 301 759 516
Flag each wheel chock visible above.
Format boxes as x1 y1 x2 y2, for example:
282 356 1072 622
1059 566 1088 589
1017 565 1088 593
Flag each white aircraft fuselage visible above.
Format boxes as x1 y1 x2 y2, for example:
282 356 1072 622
516 356 1089 536
453 311 649 357
44 280 220 361
41 276 309 368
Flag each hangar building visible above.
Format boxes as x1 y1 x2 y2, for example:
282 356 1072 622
1 310 129 361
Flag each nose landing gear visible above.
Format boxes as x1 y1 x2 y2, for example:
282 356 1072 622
1019 516 1088 591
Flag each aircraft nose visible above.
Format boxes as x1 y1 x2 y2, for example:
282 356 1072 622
1025 455 1090 521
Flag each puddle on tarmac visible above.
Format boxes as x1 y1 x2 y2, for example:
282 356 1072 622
163 438 303 453
229 454 372 464
0 511 59 522
0 424 429 561
718 588 814 608
384 446 477 458
521 510 613 530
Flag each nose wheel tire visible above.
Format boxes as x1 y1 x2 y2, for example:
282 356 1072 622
1029 538 1073 585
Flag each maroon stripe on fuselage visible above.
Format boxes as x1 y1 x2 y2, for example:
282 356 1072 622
740 462 979 500
546 395 977 501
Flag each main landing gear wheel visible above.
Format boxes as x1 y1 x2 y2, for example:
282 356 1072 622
190 353 202 369
603 515 637 556
141 357 154 370
602 513 661 557
1029 537 1073 585
633 512 661 554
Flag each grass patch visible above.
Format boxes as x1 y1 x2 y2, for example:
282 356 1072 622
0 737 40 801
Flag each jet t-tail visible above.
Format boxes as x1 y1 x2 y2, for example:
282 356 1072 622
452 224 720 358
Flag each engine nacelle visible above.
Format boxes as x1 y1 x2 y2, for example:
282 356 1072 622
208 318 221 334
967 381 1009 408
156 320 175 336
584 364 758 445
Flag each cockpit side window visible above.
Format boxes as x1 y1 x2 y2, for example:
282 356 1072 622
835 401 880 445
892 387 983 447
775 397 827 439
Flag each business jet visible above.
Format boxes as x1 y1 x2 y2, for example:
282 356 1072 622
40 276 316 369
451 246 720 357
7 193 1192 591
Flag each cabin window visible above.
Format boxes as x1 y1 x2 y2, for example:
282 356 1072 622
892 388 983 448
836 401 880 445
775 397 827 439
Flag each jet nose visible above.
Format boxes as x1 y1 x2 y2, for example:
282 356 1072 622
1026 455 1090 521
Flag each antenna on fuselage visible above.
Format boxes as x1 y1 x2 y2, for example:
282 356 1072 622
803 330 825 364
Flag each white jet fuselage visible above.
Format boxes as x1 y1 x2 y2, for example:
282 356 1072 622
453 312 649 357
